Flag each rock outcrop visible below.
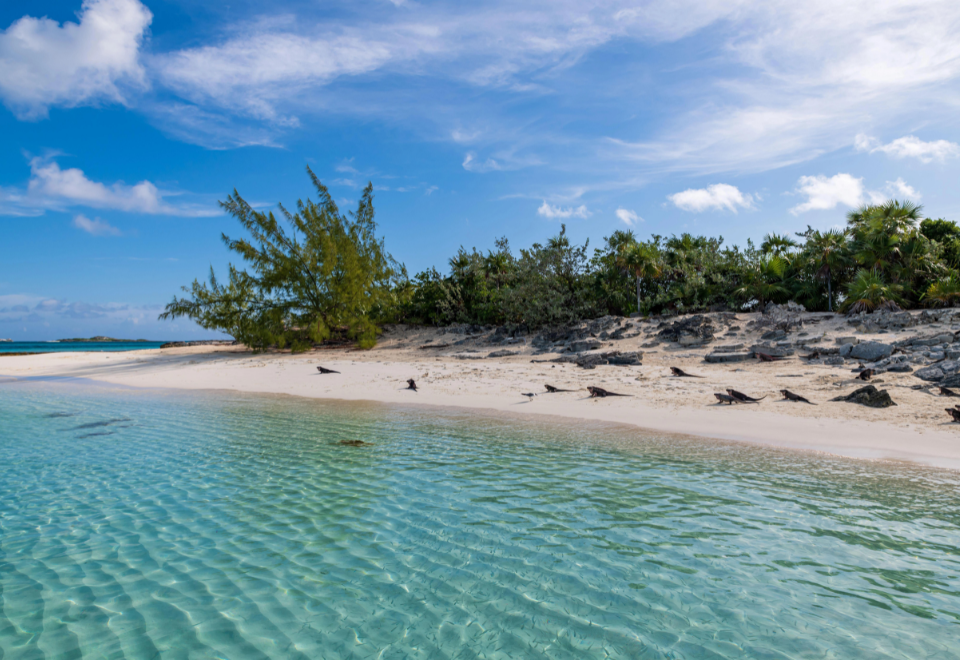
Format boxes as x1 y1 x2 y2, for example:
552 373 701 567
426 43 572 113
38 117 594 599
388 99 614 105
830 385 896 408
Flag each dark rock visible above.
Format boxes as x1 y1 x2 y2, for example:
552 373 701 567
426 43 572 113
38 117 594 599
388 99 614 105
885 364 913 373
487 349 519 358
705 352 754 363
749 343 795 357
830 385 896 408
849 341 893 361
914 365 945 382
657 315 716 344
568 339 603 353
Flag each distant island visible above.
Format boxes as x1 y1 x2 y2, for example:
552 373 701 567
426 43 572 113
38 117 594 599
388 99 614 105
57 336 153 343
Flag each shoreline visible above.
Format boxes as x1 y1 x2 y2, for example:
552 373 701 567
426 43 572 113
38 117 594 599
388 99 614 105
3 331 960 470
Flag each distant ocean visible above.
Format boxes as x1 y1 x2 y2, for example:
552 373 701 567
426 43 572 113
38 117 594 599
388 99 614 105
0 341 167 354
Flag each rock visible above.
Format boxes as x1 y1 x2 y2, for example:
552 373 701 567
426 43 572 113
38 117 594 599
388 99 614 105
835 336 860 345
849 342 893 361
486 349 519 358
914 365 945 382
572 350 641 369
705 352 754 363
567 339 603 353
823 355 845 365
941 373 960 388
657 315 716 344
830 385 896 408
750 344 795 357
886 364 913 373
937 333 955 344
761 329 787 341
713 344 745 352
929 351 946 361
606 352 643 366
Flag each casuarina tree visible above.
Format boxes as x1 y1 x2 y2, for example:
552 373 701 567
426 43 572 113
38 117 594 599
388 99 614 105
160 167 401 351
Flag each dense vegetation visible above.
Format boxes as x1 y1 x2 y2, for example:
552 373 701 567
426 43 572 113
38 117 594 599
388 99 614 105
162 172 960 349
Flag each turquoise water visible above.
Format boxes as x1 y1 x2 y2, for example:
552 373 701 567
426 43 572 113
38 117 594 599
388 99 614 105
1 380 959 659
0 341 166 354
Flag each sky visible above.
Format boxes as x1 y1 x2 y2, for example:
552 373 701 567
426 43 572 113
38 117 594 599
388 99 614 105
2 0 960 340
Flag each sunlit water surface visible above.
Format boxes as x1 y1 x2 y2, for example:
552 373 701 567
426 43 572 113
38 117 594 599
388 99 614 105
1 379 959 659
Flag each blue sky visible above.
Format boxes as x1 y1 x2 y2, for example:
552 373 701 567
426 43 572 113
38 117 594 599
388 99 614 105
2 0 960 340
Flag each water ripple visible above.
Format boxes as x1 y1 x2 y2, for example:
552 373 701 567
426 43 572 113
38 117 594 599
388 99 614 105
1 380 959 659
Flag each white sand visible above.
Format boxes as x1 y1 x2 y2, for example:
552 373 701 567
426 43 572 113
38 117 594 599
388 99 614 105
4 318 960 469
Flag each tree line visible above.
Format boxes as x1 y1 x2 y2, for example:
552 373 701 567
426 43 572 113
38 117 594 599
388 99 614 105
161 170 960 350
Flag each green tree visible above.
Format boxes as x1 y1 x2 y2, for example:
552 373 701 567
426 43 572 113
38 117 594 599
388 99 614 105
761 232 798 256
160 168 400 351
842 270 905 313
802 228 850 311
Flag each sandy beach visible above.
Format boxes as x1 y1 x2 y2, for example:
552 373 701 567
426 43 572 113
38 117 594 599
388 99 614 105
5 310 960 470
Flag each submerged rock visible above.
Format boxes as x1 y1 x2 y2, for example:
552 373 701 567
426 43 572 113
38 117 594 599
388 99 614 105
830 385 896 408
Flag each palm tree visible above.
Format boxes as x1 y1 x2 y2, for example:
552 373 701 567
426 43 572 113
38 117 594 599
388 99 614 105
842 270 905 314
923 273 960 307
804 229 849 311
622 242 662 314
761 232 798 257
735 255 790 310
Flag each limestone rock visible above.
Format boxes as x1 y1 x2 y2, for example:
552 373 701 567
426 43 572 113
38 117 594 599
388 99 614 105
914 365 945 382
849 342 893 361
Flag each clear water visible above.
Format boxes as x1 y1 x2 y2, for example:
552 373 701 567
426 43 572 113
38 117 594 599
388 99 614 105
1 379 959 659
0 341 167 354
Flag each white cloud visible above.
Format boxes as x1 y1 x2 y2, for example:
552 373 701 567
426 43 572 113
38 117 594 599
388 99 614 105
462 152 501 173
0 157 218 217
425 185 438 195
0 0 152 120
855 134 960 163
73 214 121 236
790 172 922 214
884 177 921 200
615 207 641 226
668 184 753 213
790 173 864 214
537 200 591 219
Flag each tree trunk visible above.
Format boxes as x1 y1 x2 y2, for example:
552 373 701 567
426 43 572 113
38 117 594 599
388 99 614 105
827 277 833 312
636 275 642 315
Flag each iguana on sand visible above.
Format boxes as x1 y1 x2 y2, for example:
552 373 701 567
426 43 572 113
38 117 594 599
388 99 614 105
780 389 815 404
317 366 340 374
726 389 765 402
587 386 630 398
670 367 703 378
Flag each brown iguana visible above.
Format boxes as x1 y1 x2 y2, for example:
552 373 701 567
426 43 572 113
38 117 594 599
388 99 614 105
587 386 631 398
671 367 703 378
780 389 816 404
726 389 765 402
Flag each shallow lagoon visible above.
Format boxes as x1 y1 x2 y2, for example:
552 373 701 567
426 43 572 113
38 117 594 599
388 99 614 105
1 379 959 659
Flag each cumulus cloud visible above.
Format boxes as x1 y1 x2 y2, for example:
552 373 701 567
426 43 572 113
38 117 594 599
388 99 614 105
668 184 753 213
0 157 218 217
855 134 960 163
790 173 864 214
789 173 921 214
73 214 121 236
0 0 152 120
615 207 641 225
884 177 921 200
537 200 591 219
